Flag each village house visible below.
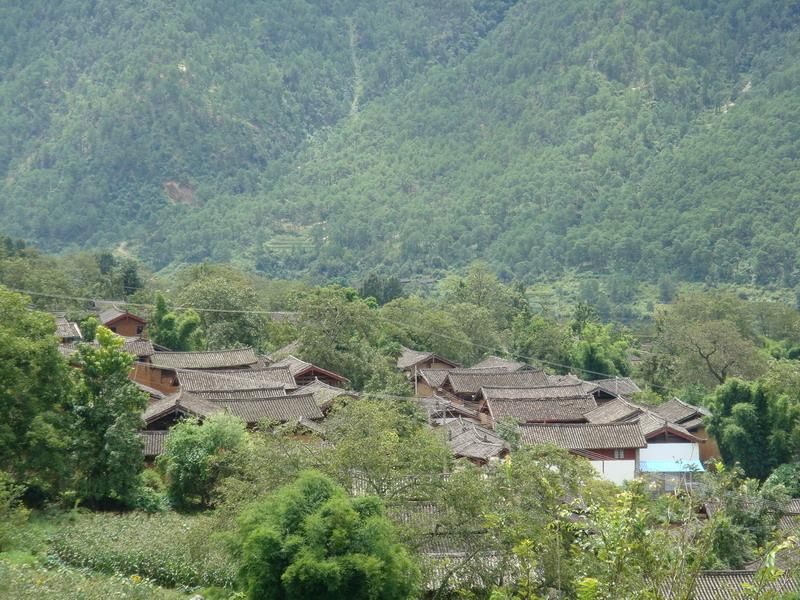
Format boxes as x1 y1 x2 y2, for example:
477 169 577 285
53 313 82 343
651 397 719 462
396 346 460 375
441 369 550 407
584 397 706 491
439 417 509 465
469 355 531 371
294 379 358 413
176 365 297 393
518 422 648 484
98 306 148 337
139 348 262 393
269 354 349 388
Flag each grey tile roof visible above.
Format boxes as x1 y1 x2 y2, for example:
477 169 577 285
584 398 700 441
519 422 647 450
441 418 508 462
446 369 549 395
294 380 356 409
177 366 296 391
685 571 799 599
98 307 146 325
485 396 597 423
592 377 642 397
470 356 527 371
651 397 712 423
270 355 349 382
143 390 221 424
418 368 451 389
416 396 480 421
397 346 458 370
266 340 301 362
480 383 591 400
139 430 168 457
57 336 154 358
584 398 642 424
193 387 287 400
151 348 259 369
212 393 323 424
54 316 82 340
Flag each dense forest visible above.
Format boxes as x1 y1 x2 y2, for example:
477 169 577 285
2 0 800 288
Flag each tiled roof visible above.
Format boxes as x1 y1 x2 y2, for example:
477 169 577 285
151 348 259 369
54 316 82 340
418 368 451 389
519 422 647 450
547 374 600 394
470 356 527 371
441 418 508 462
270 355 349 382
119 337 155 357
266 340 301 362
446 369 549 395
416 397 480 421
212 393 323 424
584 398 642 424
651 397 712 423
584 398 700 442
485 396 596 423
177 366 296 391
99 307 146 325
397 346 458 370
480 383 590 400
143 390 220 424
193 387 287 400
139 430 168 457
685 571 799 599
57 336 154 358
294 380 356 409
592 377 642 397
134 381 166 400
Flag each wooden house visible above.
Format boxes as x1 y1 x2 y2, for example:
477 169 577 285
99 307 148 337
269 355 349 388
519 422 647 484
294 379 358 413
440 417 509 465
176 365 297 393
396 346 459 375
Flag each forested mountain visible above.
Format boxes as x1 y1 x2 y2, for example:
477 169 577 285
2 0 800 286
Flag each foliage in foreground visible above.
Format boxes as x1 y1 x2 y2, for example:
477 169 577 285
238 470 419 600
49 511 235 589
0 560 187 600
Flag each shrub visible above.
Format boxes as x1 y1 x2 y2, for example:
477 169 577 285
0 471 29 551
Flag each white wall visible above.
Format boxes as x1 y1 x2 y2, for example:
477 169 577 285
640 442 700 464
590 459 637 485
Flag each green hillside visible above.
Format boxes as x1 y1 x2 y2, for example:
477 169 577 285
2 0 800 286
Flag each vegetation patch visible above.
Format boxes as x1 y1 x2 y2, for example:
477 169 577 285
48 512 235 589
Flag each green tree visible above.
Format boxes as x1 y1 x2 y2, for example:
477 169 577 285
69 326 148 508
158 412 249 509
706 380 800 480
324 398 451 500
572 323 630 380
150 292 201 350
0 287 74 500
238 470 419 600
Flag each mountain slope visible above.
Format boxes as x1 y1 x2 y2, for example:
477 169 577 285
0 0 513 250
3 0 800 288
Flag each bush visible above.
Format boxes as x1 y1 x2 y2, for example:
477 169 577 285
238 470 419 599
0 471 29 551
49 512 235 588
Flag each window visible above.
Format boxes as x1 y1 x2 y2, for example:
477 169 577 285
613 449 625 460
109 326 117 333
136 325 144 335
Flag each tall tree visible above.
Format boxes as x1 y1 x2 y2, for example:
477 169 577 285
0 287 74 500
69 326 148 508
150 292 201 350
